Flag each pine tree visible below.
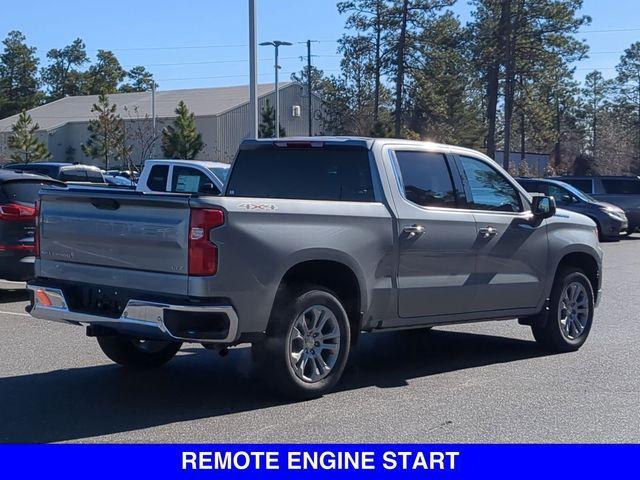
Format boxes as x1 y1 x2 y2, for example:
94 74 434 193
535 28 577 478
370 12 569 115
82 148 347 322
581 70 613 160
41 38 88 100
337 0 390 123
83 50 126 95
119 66 156 93
0 31 42 117
258 99 286 138
572 153 598 176
7 111 51 163
517 159 532 177
615 42 640 171
81 94 130 170
161 101 204 159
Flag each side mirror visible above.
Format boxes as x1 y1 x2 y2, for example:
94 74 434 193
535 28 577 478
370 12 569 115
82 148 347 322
531 195 556 219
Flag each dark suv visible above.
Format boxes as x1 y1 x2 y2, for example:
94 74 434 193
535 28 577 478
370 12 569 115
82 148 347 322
553 176 640 234
517 178 628 241
3 162 105 184
0 171 64 282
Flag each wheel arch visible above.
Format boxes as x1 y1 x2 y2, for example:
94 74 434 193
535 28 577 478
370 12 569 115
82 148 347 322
552 250 600 304
269 256 365 345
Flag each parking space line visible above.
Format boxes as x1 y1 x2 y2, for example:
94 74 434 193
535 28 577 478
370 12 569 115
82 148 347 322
0 310 30 317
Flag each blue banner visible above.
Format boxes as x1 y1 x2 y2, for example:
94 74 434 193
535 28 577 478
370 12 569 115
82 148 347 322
0 444 636 479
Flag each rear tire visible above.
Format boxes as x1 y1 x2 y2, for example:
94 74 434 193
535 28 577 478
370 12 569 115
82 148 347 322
531 267 594 352
253 285 351 400
97 335 182 368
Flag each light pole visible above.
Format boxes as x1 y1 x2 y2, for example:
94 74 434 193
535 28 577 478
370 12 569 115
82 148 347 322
248 0 258 139
260 40 292 138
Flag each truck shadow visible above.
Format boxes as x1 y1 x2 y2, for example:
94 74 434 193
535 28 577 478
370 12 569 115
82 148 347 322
0 289 29 304
0 329 549 443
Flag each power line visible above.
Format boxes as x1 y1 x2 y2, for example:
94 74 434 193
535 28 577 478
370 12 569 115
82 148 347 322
87 39 339 53
123 54 340 69
578 27 640 33
156 69 341 83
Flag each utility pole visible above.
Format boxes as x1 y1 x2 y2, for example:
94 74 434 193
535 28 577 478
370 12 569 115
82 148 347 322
260 40 292 138
151 81 156 139
307 40 313 136
249 0 258 139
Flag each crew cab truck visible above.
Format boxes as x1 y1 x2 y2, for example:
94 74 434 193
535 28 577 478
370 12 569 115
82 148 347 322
27 138 603 399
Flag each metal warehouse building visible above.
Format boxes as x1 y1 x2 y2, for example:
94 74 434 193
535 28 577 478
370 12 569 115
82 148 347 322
0 82 322 166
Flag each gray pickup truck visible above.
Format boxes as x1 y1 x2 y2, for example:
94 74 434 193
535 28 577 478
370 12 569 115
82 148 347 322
27 138 603 398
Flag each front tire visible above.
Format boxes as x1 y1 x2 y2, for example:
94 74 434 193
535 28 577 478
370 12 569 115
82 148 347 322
253 285 351 400
97 335 182 368
531 267 594 352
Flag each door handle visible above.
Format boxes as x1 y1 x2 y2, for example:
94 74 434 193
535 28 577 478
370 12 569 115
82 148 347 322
402 224 426 237
478 226 497 238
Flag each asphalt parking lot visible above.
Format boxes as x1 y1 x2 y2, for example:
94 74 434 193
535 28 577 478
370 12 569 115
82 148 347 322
1 238 639 444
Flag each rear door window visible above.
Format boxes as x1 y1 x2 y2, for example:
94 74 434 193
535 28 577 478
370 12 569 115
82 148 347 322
601 179 640 194
1 180 62 206
519 181 547 195
146 165 169 192
395 151 457 208
561 178 593 194
227 148 374 202
170 166 218 194
86 170 104 183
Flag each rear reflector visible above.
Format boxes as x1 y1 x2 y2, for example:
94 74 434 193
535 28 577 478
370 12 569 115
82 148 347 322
0 244 35 252
0 203 36 221
188 208 224 276
35 289 53 307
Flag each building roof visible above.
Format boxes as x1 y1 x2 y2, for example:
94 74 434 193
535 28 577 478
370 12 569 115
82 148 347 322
0 82 294 133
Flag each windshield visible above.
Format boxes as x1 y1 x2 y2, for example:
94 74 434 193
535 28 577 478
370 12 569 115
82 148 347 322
209 166 230 184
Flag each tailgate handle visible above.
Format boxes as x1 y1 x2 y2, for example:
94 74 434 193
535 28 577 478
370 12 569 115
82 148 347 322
91 198 120 210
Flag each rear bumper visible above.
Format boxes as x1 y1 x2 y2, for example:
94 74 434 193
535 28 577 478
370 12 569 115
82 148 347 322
27 284 239 344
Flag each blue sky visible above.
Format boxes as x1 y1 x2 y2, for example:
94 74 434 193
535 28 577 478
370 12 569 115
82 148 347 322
1 0 638 91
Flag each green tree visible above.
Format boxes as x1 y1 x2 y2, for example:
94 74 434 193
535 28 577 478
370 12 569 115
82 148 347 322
470 0 589 166
81 94 130 170
161 101 204 159
83 50 126 95
258 99 286 138
337 0 390 123
0 31 42 117
580 70 613 159
41 38 88 100
119 66 156 93
615 42 640 170
7 111 51 163
406 12 484 147
572 153 598 175
517 159 533 177
385 0 455 137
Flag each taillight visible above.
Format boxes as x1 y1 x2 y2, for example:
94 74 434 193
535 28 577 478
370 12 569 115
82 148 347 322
188 208 224 276
34 200 40 258
0 203 36 221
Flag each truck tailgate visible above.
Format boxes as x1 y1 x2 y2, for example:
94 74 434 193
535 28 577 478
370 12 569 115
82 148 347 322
39 188 191 274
